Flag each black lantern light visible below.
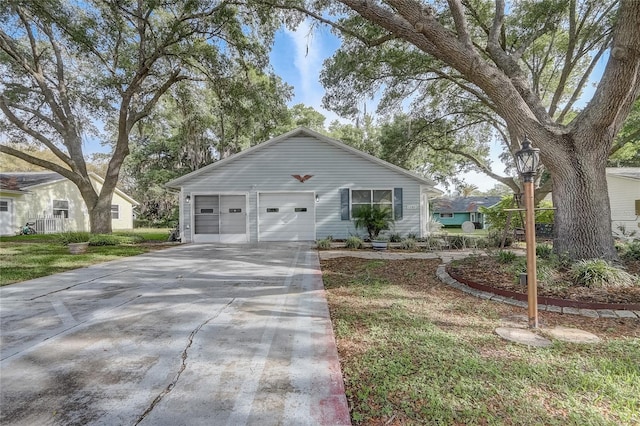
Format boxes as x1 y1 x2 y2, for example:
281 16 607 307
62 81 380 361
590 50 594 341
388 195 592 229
515 136 540 182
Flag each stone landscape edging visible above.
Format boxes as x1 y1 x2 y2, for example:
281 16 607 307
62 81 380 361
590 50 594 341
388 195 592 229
437 264 640 319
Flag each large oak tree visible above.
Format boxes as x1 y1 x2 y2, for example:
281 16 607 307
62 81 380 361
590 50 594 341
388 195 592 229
1 0 280 233
305 0 640 261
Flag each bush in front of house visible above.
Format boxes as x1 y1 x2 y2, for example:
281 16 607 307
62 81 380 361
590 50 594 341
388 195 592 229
345 236 364 249
88 233 144 246
389 233 402 243
618 240 640 261
316 238 332 249
400 238 416 250
352 205 394 240
495 250 518 263
570 259 638 288
485 229 512 248
58 232 91 245
536 243 554 259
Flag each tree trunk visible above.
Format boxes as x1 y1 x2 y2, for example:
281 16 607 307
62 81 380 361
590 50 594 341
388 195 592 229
549 141 618 261
89 195 114 234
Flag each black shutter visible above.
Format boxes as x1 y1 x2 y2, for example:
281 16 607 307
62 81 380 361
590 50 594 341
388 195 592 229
394 188 403 220
340 188 350 220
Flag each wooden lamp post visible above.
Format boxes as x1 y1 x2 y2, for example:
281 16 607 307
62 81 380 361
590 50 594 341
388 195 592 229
515 136 541 329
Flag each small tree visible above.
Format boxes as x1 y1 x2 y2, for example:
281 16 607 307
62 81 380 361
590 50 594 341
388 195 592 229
353 205 394 240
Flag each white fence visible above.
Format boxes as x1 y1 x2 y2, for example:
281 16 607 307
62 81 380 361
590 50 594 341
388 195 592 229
27 215 67 234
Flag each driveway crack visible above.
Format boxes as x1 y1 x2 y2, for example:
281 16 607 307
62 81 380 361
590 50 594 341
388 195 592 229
134 298 235 425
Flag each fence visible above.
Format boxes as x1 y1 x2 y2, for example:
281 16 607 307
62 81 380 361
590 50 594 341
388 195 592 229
27 215 67 234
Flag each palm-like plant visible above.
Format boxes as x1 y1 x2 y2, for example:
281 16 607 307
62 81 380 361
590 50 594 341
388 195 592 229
353 205 394 240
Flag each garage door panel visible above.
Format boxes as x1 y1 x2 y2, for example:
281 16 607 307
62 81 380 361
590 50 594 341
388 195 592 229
220 195 246 234
259 193 315 241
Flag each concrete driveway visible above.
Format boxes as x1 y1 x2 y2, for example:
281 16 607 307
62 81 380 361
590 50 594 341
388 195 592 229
0 243 350 426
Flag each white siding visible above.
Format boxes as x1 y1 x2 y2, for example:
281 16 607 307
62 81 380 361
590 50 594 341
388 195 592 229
606 173 640 237
180 136 427 242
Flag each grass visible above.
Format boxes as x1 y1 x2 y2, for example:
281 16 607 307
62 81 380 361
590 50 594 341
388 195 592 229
322 257 640 425
0 228 172 286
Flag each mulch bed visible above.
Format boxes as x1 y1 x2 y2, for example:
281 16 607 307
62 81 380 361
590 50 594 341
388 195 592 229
447 256 640 305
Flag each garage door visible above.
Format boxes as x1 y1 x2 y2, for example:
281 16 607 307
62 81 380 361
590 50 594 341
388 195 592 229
258 193 315 241
193 194 247 243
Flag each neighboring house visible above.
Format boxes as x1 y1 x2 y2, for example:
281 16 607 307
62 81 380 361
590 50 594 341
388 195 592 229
431 196 502 229
606 167 640 237
166 127 443 243
0 172 138 236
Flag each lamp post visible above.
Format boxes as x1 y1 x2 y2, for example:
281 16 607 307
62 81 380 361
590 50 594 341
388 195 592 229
515 136 540 329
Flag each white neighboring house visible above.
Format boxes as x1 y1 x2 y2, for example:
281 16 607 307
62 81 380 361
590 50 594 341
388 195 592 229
0 171 138 236
166 127 443 243
606 167 640 238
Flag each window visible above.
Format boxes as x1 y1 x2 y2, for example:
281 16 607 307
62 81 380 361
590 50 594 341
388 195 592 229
351 189 393 217
0 201 8 212
111 204 120 219
266 208 279 213
439 213 453 219
53 200 69 218
294 207 307 212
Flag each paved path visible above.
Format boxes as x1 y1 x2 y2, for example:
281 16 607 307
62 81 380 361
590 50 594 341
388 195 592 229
0 243 350 426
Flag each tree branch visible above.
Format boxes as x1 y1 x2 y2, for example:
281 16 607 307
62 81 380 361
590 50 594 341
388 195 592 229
447 0 473 48
0 145 77 182
0 97 74 168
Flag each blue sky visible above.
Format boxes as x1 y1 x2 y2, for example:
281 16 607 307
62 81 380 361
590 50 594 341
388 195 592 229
270 21 344 125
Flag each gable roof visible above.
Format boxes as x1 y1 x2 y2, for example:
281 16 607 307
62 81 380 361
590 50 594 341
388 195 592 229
165 127 443 195
431 196 503 213
0 172 65 190
606 167 640 181
0 171 138 205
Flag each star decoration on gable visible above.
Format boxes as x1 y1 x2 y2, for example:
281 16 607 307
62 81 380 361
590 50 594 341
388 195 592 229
292 174 313 183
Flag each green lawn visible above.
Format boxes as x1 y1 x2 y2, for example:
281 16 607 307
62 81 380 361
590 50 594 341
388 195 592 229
322 257 640 425
0 229 172 286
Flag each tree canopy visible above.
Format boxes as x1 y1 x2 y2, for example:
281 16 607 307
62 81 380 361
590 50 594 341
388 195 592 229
0 0 286 232
295 0 640 260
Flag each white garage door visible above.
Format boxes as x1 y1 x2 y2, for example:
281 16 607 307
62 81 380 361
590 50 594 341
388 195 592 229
258 193 315 241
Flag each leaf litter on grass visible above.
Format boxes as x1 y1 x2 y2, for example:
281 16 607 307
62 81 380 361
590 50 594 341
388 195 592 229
321 257 640 425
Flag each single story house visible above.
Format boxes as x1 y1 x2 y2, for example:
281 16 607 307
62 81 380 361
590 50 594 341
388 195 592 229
0 172 138 235
165 127 443 243
431 196 502 229
606 167 640 238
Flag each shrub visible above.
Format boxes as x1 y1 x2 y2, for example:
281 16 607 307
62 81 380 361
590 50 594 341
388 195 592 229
619 240 640 261
389 233 402 243
485 229 511 248
481 195 555 230
58 232 91 245
400 238 417 250
474 238 489 249
570 259 638 288
345 236 364 249
352 205 394 240
448 235 467 249
536 243 553 259
495 250 518 263
406 233 418 240
316 238 332 249
89 233 145 246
